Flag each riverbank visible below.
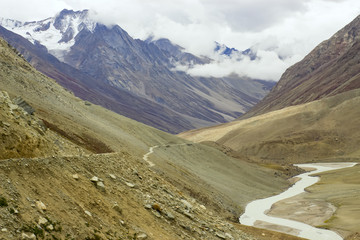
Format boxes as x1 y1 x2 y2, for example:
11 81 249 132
240 162 357 240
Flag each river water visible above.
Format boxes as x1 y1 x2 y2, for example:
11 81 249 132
239 162 357 240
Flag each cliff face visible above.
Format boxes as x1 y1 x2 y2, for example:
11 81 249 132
243 14 360 119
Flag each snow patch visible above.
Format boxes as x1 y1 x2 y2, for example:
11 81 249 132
0 10 96 61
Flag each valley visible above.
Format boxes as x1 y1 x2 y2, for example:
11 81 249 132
0 5 359 240
0 34 300 239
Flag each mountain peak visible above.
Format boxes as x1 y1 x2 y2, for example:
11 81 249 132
0 9 97 60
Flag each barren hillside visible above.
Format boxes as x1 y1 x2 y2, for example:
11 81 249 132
180 88 360 163
0 37 303 239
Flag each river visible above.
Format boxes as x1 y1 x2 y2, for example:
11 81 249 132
239 162 357 240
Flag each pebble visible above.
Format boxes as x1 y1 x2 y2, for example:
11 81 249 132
46 224 54 231
90 176 99 182
109 174 116 179
137 233 148 239
1 228 7 232
126 182 135 188
72 174 79 180
85 210 92 217
21 233 36 239
35 201 47 211
181 199 193 210
199 205 206 211
166 211 175 220
112 203 122 214
225 233 234 240
96 181 106 192
215 232 226 239
38 216 48 225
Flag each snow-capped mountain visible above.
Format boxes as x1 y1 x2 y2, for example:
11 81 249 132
0 9 275 133
0 9 96 61
214 42 257 60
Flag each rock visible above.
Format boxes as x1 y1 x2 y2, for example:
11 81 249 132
152 203 161 213
225 233 234 240
1 228 7 232
85 210 92 217
125 182 135 188
46 224 54 231
13 96 35 115
112 203 122 214
96 181 106 192
109 174 116 180
21 233 36 239
137 233 148 239
183 211 194 220
144 204 152 209
215 232 226 239
38 216 48 225
152 211 161 218
199 204 206 211
90 176 99 182
72 174 79 180
2 121 10 127
180 199 193 210
165 211 175 220
35 201 46 211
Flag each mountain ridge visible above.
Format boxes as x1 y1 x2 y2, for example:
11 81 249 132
242 14 360 119
0 9 274 133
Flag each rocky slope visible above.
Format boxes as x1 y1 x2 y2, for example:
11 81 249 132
243 14 360 119
0 25 194 133
0 9 274 133
0 36 302 239
0 91 83 159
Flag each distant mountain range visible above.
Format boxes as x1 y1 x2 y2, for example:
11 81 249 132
0 9 274 133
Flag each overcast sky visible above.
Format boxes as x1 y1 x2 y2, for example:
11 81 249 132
1 0 360 80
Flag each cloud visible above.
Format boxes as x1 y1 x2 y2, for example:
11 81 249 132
0 0 359 80
175 50 302 81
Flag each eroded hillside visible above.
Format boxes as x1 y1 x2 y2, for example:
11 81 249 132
0 37 302 239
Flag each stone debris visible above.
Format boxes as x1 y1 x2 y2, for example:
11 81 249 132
165 211 175 220
112 203 122 214
12 96 35 115
38 216 48 225
1 228 7 232
125 182 135 188
109 174 116 179
137 232 148 239
96 181 106 192
35 201 47 211
225 233 234 240
152 203 162 212
90 176 99 182
46 224 54 231
180 199 193 210
85 210 92 217
72 174 79 180
215 232 226 239
21 233 36 239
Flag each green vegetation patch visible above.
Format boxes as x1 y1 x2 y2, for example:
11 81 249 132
0 196 8 207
